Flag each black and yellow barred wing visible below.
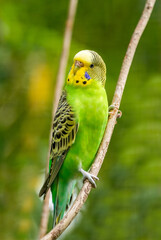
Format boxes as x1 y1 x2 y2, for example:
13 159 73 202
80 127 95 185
39 90 78 197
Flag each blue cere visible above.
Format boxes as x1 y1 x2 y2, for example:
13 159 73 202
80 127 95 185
85 71 91 80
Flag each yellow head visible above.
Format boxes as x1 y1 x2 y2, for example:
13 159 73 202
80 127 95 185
67 50 106 87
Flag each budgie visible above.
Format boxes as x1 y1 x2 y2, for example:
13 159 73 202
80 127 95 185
39 50 108 225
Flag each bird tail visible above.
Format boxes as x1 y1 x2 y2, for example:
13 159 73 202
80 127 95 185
51 176 76 226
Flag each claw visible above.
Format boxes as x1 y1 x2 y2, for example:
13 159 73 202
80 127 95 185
108 104 115 112
117 110 122 119
108 104 115 117
79 168 99 188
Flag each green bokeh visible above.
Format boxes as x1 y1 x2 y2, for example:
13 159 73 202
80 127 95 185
0 0 161 239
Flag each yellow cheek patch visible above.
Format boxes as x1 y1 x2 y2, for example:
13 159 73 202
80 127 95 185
67 65 92 87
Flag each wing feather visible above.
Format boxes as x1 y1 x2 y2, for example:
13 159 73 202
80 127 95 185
39 90 78 197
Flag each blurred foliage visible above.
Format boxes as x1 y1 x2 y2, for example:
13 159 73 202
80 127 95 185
0 0 161 239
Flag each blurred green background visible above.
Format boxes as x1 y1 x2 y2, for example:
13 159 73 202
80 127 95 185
0 0 161 239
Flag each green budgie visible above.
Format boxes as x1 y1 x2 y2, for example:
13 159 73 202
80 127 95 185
39 50 108 225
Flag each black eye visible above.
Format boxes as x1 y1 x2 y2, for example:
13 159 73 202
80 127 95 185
90 64 94 68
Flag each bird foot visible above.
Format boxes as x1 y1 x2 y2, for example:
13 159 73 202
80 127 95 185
79 168 99 188
108 104 122 119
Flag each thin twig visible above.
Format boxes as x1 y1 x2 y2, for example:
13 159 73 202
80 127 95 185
53 0 78 112
38 0 78 238
41 0 156 239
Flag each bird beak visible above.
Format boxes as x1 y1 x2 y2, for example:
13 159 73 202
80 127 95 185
73 60 84 74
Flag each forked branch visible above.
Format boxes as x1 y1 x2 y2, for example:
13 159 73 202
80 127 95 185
41 0 156 239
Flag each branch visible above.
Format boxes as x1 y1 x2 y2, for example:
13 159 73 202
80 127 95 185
38 0 78 238
41 0 156 239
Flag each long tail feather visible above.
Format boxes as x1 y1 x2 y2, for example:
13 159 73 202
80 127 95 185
51 177 76 226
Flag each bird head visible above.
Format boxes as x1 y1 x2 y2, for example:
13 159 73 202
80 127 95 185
67 50 106 87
